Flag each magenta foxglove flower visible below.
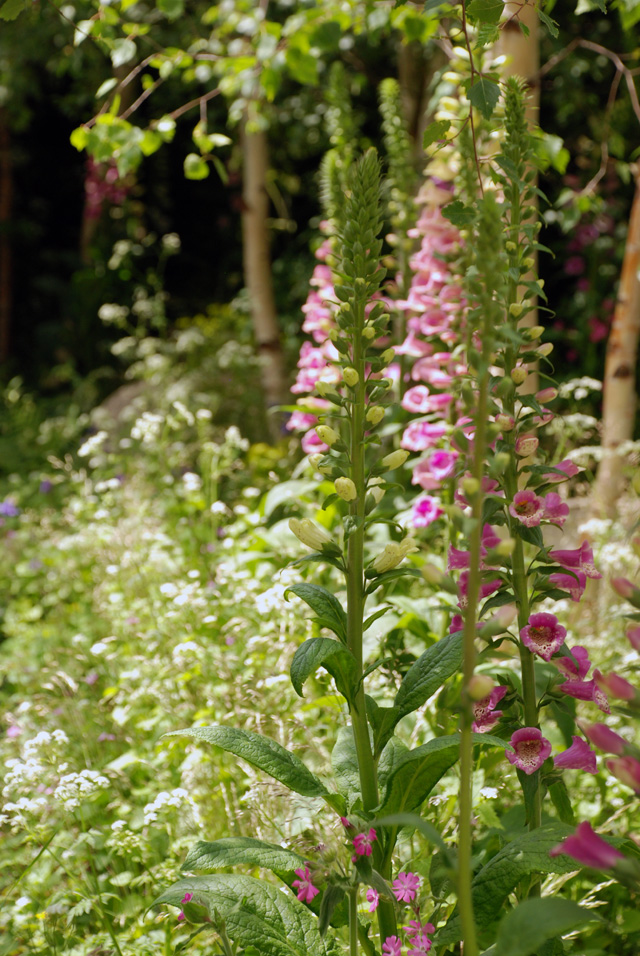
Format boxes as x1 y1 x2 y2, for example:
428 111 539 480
520 612 567 661
509 490 543 527
292 866 320 903
382 937 403 956
177 892 194 921
411 494 444 528
366 887 379 912
352 828 377 857
611 576 638 600
448 546 470 570
428 449 458 481
555 645 591 680
559 677 610 713
472 685 508 733
506 727 552 775
549 570 586 602
606 756 640 792
578 721 627 755
401 421 448 452
542 492 569 525
553 736 597 773
411 460 442 491
393 871 421 902
549 821 624 868
549 541 601 579
542 459 581 483
593 670 636 701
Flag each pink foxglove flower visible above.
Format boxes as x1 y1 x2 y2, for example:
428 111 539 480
549 571 586 603
352 828 377 858
509 490 543 527
382 936 403 956
366 887 379 912
428 449 458 481
593 670 636 701
543 459 581 483
626 626 640 651
555 645 591 680
401 421 448 451
472 685 508 733
542 492 569 525
393 871 421 902
578 721 627 755
411 459 442 491
559 678 610 713
411 494 444 528
550 821 624 868
292 866 320 903
553 736 597 773
549 541 601 579
606 755 640 792
520 612 567 661
506 727 552 775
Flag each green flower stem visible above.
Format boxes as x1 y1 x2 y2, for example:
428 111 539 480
349 888 359 956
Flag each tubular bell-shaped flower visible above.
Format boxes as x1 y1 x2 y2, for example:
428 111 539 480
506 727 552 775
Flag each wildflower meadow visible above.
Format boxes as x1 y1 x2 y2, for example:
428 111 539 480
1 1 639 956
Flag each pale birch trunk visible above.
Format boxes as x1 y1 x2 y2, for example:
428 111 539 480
241 120 287 438
592 170 640 516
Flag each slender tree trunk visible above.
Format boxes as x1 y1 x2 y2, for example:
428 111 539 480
241 119 287 438
0 106 12 362
592 170 640 516
497 2 540 394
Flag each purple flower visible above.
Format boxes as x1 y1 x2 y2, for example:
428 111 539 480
553 736 597 773
565 255 586 276
393 871 421 903
506 727 552 775
408 935 433 956
39 479 53 494
549 541 601 580
509 490 543 527
0 499 20 517
411 494 444 528
472 685 508 733
550 821 624 869
366 887 379 912
559 677 610 713
352 828 377 858
549 571 586 602
555 645 591 680
292 865 320 903
520 612 567 661
6 725 22 738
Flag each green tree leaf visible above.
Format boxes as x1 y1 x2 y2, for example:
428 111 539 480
285 47 318 85
537 7 559 37
468 77 500 120
423 119 451 149
165 726 329 799
290 638 358 701
182 837 305 876
0 0 27 21
285 584 348 642
111 37 137 68
466 0 504 23
494 897 600 956
158 0 184 19
152 874 334 956
394 631 464 720
436 824 577 945
184 153 210 180
442 200 476 227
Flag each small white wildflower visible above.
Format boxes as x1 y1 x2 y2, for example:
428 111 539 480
77 431 108 458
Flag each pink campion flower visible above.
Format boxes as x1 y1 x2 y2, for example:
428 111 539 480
366 887 379 912
472 685 508 733
549 821 624 869
578 721 627 755
177 892 194 921
292 866 320 903
506 727 552 775
509 490 543 527
549 541 601 580
553 736 597 774
411 495 444 528
559 678 610 714
626 626 640 651
542 492 569 525
555 645 591 680
606 756 640 792
352 828 377 857
594 670 636 701
549 571 586 602
401 421 448 452
405 920 436 937
340 816 353 829
543 459 581 483
393 871 421 903
520 612 567 662
408 934 433 956
382 936 403 956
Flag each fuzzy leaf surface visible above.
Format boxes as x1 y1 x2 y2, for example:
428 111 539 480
331 727 362 802
166 727 329 799
182 837 305 875
468 77 500 119
494 897 599 956
394 631 463 720
285 584 348 642
290 638 358 700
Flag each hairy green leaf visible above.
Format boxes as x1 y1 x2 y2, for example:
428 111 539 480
166 726 329 799
285 584 348 642
494 897 599 956
331 728 361 802
442 200 476 227
423 119 451 148
468 77 500 120
182 837 305 876
466 0 503 24
394 631 463 720
290 638 358 701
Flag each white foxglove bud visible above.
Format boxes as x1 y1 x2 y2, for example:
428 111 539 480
366 406 385 425
381 449 409 470
288 518 333 551
468 675 495 701
343 368 359 387
316 425 340 446
335 477 357 501
510 367 528 385
367 477 385 504
371 536 417 574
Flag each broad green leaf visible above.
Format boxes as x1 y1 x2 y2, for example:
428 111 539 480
96 78 118 99
442 200 476 227
537 7 559 36
394 631 463 720
436 823 577 945
158 0 184 18
111 37 137 68
468 77 500 120
331 728 361 803
166 726 329 799
0 0 26 20
285 584 347 642
285 47 318 85
377 736 410 790
494 897 599 956
366 698 402 757
290 638 358 701
548 779 575 825
379 733 507 816
423 119 452 149
466 0 503 23
70 126 89 151
184 153 210 180
152 874 334 956
182 837 305 876
373 812 448 853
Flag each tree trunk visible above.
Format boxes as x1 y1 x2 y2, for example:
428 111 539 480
592 169 640 517
241 119 287 439
0 106 12 362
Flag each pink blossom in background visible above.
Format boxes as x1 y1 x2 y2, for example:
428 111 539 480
407 934 432 956
401 421 448 452
352 828 377 857
366 888 379 912
549 570 586 602
472 685 508 733
301 431 328 455
627 626 640 651
520 612 567 661
6 725 21 738
393 871 421 903
565 256 586 276
578 721 627 755
506 727 552 775
559 678 610 713
549 541 601 579
589 318 609 343
292 866 320 903
448 546 470 570
428 449 458 481
543 459 581 483
382 936 403 956
550 821 624 869
553 736 597 773
542 492 569 525
457 571 502 608
606 756 640 792
411 494 444 528
405 920 436 937
509 490 543 527
555 645 591 680
593 670 636 701
177 892 194 922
